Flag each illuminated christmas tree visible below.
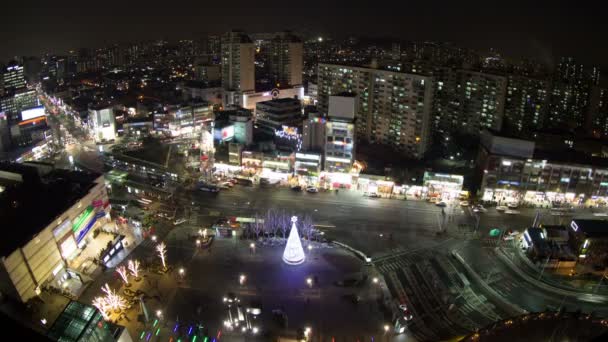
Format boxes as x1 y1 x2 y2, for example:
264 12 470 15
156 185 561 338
282 216 305 265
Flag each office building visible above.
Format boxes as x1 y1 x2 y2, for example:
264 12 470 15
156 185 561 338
477 130 608 207
215 107 253 146
255 98 302 134
302 111 326 152
89 105 116 143
221 31 255 92
1 88 39 121
317 63 433 158
324 95 356 173
3 62 26 93
0 164 109 303
269 32 303 87
167 102 214 138
503 75 549 137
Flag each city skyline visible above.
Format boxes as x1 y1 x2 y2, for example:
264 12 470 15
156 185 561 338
1 2 608 68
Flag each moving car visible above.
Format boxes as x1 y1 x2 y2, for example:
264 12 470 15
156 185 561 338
306 186 319 193
436 201 447 207
505 209 520 215
473 205 487 213
428 197 440 204
364 192 380 198
459 201 469 207
199 184 220 193
173 218 187 226
507 202 519 209
496 206 508 212
290 185 302 191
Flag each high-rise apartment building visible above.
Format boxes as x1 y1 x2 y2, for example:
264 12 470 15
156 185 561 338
317 63 433 159
587 86 608 138
221 31 255 92
503 75 549 137
546 57 599 130
269 32 303 87
453 70 507 134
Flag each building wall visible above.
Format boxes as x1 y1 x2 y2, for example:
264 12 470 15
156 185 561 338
89 107 116 143
324 120 355 172
239 44 255 92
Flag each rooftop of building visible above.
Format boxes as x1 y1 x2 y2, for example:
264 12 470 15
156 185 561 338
460 311 608 341
256 97 302 107
47 300 124 342
0 163 100 256
571 219 608 238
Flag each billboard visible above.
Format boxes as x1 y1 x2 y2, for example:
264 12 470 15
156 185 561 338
21 106 45 121
215 125 235 141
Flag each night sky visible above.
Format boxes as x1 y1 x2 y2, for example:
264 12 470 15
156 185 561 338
1 1 606 68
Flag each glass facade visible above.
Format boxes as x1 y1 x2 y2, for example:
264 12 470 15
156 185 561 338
47 301 120 342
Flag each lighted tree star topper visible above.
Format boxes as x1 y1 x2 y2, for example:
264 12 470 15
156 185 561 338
156 242 167 269
282 216 306 265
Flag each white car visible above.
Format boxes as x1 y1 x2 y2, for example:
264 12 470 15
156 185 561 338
473 205 487 213
429 197 440 203
505 209 520 215
173 218 187 226
459 201 469 207
507 203 519 209
306 186 319 193
496 206 508 212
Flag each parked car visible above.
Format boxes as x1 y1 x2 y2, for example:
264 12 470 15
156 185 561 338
507 202 519 209
306 186 319 193
459 201 469 207
505 209 520 215
291 185 302 191
496 206 508 212
428 197 440 203
364 192 380 198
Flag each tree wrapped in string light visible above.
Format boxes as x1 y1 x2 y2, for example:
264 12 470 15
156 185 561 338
116 265 129 285
92 296 111 320
128 259 140 279
156 242 167 270
101 283 127 312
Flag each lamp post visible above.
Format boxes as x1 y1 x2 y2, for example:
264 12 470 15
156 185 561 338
250 243 255 254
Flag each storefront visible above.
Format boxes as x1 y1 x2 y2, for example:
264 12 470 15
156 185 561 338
423 172 463 200
357 176 395 196
481 188 521 204
320 172 353 189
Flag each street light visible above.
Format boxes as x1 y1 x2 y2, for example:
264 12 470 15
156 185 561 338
306 277 313 287
373 277 379 284
307 245 313 252
250 243 255 254
239 274 246 285
151 235 157 242
179 268 185 277
196 239 201 247
384 324 390 333
156 310 162 318
252 327 259 334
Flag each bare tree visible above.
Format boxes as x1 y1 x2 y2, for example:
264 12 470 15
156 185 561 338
279 210 290 239
253 213 263 239
302 215 314 241
265 209 277 237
